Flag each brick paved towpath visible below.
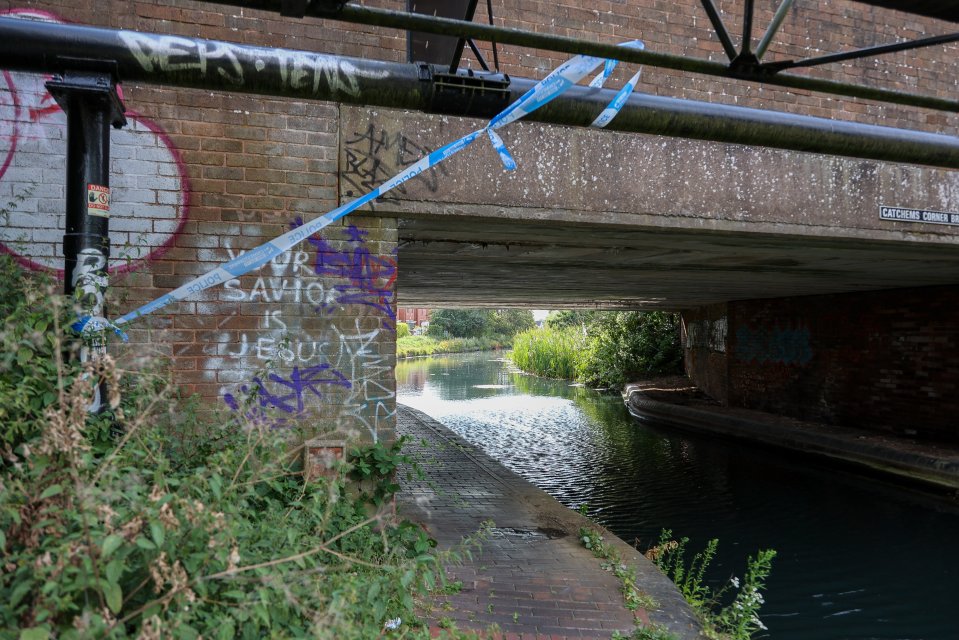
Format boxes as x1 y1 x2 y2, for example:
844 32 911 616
396 405 705 640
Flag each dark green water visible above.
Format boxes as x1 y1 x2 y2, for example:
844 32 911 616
396 351 959 640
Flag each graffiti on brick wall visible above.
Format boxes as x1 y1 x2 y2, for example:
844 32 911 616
219 235 338 364
735 323 813 366
305 220 397 332
217 221 396 439
223 363 351 429
685 317 727 353
343 124 449 197
328 320 395 442
221 321 393 440
0 10 189 274
118 30 389 96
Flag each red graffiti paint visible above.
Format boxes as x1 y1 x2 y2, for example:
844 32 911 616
0 9 190 276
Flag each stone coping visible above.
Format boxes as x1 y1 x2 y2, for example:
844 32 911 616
625 379 959 492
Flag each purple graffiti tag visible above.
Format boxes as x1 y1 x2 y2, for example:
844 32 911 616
289 218 397 331
224 363 351 428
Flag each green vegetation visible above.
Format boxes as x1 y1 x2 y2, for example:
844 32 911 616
579 527 658 613
511 311 683 389
0 254 472 639
397 335 511 359
645 530 776 640
510 326 585 380
426 309 533 340
398 308 534 359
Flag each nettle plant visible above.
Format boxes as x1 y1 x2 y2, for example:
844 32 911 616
0 254 451 639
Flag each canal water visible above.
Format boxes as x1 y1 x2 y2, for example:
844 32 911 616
397 351 959 640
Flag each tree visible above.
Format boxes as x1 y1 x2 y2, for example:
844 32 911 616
545 310 596 330
426 309 490 338
487 309 535 337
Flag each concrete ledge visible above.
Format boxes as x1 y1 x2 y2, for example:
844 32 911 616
625 383 959 492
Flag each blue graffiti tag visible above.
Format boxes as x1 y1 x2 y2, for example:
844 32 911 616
735 324 813 366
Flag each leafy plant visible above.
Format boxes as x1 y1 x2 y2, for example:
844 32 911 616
579 527 658 613
645 529 776 640
576 312 683 389
510 312 682 389
348 437 416 505
0 253 467 639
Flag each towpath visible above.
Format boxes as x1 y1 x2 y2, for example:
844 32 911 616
396 404 704 640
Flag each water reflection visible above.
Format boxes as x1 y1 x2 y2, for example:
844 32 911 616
397 352 959 639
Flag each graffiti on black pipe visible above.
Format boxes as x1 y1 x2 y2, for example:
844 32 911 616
72 247 109 412
118 31 389 96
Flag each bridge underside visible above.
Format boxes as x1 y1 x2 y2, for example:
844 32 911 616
396 217 959 309
342 106 959 310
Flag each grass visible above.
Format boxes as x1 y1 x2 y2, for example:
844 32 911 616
397 335 511 359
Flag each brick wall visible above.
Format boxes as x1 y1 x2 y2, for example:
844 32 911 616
681 303 729 404
683 286 959 442
2 0 957 446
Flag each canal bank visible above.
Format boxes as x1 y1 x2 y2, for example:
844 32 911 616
396 404 706 639
625 377 959 492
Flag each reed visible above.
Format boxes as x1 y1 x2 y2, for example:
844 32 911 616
510 326 585 380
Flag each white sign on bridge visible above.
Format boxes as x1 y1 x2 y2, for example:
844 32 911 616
880 205 959 226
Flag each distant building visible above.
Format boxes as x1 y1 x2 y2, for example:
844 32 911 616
398 308 431 327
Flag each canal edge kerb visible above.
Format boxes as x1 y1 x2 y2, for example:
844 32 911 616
624 384 959 492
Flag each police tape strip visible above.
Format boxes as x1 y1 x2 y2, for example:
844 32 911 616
92 40 644 338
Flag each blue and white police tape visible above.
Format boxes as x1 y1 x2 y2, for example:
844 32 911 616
72 315 129 342
98 39 644 332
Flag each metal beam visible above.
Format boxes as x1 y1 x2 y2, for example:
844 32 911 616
698 0 738 61
196 0 959 113
756 0 794 61
765 32 959 71
2 18 959 169
740 0 755 58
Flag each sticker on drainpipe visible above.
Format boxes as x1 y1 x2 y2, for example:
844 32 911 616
87 184 111 218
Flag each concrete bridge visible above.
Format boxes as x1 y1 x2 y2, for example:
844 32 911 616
1 0 958 455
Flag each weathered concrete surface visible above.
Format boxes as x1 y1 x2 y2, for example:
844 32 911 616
396 405 705 639
339 106 959 309
625 379 959 492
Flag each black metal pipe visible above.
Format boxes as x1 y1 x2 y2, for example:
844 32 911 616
2 17 959 169
196 1 959 113
46 69 126 414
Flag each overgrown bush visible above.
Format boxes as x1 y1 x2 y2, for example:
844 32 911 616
0 255 451 639
396 322 411 339
576 312 683 389
645 530 776 640
511 311 682 389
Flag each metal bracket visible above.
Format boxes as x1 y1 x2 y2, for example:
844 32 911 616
429 69 510 116
46 61 126 129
